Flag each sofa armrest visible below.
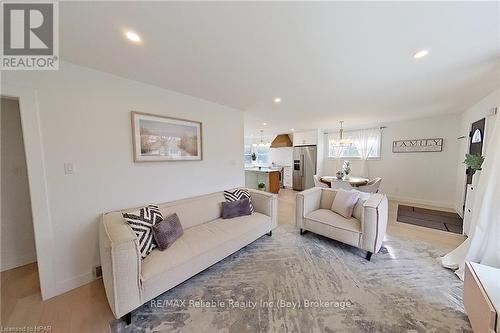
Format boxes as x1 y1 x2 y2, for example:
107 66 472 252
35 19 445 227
248 189 278 229
360 193 388 253
99 212 142 319
296 187 322 228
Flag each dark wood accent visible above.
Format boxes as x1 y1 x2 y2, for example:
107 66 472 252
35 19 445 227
366 252 373 261
124 312 132 325
397 205 463 234
320 176 369 187
269 171 280 194
467 118 485 185
300 228 307 235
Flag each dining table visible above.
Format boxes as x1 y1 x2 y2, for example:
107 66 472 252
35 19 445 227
320 176 369 187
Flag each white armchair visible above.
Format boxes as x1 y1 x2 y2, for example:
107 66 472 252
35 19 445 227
296 187 388 260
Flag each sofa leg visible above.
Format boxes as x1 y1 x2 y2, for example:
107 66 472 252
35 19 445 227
267 231 272 236
366 252 373 261
124 312 132 325
300 228 307 235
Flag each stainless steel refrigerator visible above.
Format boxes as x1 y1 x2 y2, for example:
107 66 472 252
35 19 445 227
293 145 317 191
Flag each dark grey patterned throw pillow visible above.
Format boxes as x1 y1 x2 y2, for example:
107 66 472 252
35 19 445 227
123 204 163 259
224 188 254 213
152 213 184 251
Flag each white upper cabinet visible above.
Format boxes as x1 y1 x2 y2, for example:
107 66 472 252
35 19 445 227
292 131 317 146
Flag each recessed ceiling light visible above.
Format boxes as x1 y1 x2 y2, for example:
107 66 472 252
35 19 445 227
273 97 281 103
125 31 141 43
290 128 294 131
263 122 268 126
413 49 430 59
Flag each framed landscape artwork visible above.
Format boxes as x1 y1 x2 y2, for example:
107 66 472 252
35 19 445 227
132 112 202 162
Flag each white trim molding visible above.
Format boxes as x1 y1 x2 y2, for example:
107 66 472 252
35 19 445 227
1 84 56 300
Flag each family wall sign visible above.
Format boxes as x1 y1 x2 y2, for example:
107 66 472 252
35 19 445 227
392 138 443 153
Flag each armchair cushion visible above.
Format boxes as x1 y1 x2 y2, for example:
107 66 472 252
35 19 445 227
306 209 361 233
331 190 359 218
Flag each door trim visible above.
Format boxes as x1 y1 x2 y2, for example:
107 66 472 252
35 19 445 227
1 84 56 300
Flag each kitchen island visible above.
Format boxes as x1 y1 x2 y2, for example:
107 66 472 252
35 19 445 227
245 167 281 193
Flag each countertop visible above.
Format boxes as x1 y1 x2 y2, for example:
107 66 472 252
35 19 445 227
245 167 281 173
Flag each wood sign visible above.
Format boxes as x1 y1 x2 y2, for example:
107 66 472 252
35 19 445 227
392 138 443 153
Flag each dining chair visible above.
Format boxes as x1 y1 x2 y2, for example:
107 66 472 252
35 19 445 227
313 175 329 188
330 179 353 190
357 177 382 193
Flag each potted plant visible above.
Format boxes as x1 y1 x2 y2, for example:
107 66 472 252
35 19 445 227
464 153 484 186
257 182 266 191
251 153 257 162
464 153 484 171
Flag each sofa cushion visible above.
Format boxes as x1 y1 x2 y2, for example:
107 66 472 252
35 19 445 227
152 213 184 251
331 190 359 218
224 188 255 213
159 192 225 230
122 204 163 259
351 190 371 221
319 188 337 209
305 209 361 233
141 212 270 282
222 198 252 219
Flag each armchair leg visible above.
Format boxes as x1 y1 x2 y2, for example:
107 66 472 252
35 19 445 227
124 312 132 325
366 252 373 261
267 231 272 236
300 228 307 235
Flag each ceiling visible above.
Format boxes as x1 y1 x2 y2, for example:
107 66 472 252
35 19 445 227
59 1 500 136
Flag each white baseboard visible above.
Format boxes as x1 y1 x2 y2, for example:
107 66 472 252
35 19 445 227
56 271 95 296
1 253 37 272
387 195 456 212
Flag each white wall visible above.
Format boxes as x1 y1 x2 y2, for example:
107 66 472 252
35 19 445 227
1 98 37 271
268 147 293 167
2 61 244 296
454 88 499 215
323 114 460 208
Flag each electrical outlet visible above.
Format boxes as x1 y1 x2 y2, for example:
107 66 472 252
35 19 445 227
94 265 102 278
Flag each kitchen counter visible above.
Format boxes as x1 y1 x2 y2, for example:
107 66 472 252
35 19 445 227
244 167 280 173
244 168 281 193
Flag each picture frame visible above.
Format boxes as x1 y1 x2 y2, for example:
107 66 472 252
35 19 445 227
392 138 443 153
131 111 203 162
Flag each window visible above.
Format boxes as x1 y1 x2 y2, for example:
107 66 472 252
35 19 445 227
244 143 271 166
327 128 381 159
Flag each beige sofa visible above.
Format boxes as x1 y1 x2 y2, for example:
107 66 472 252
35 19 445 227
296 187 388 260
99 189 277 322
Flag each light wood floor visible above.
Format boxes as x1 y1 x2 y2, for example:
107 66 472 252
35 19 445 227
1 189 465 333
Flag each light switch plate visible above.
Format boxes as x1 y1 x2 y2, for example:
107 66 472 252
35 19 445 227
64 163 74 175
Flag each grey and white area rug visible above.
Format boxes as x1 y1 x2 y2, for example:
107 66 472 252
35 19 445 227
111 224 471 333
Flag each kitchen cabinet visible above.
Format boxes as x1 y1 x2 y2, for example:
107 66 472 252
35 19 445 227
293 131 317 146
245 168 280 194
283 167 292 188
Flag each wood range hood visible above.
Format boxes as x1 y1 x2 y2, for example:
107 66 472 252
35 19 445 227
270 134 293 148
